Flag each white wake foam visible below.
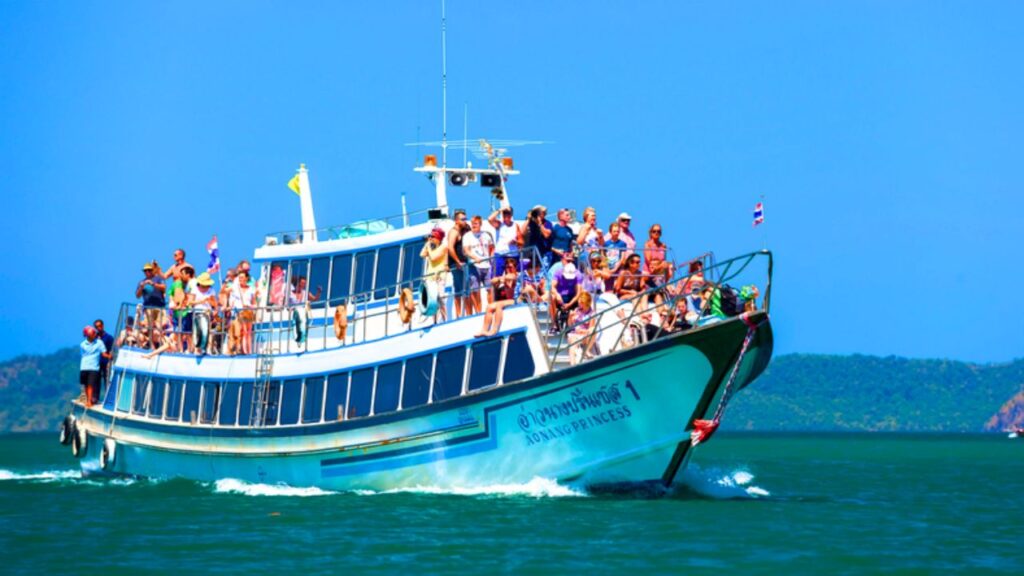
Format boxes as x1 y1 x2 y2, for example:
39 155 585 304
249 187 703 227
678 465 770 499
355 476 584 498
0 469 80 482
213 478 338 497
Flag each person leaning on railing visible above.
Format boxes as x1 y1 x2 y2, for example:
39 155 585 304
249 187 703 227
288 275 322 345
421 226 449 322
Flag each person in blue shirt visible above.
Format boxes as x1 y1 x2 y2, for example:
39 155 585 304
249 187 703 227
550 208 575 261
603 222 630 271
80 326 110 407
135 261 166 348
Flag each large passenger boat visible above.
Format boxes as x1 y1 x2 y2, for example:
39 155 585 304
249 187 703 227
60 144 773 490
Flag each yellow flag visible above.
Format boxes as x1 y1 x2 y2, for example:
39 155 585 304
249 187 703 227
287 174 301 196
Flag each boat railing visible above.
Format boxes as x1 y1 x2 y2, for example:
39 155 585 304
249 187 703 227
547 250 772 368
262 205 445 246
108 246 546 360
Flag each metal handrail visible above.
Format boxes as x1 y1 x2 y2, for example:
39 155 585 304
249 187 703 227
548 250 772 367
112 246 545 358
263 206 446 246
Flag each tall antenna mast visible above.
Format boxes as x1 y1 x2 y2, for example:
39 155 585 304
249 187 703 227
463 102 468 167
441 0 448 168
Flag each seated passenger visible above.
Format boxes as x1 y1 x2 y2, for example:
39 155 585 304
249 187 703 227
643 224 670 278
549 259 582 334
519 259 547 304
143 312 176 359
116 316 138 348
740 285 761 313
614 254 648 302
567 292 598 365
475 258 519 338
586 254 613 295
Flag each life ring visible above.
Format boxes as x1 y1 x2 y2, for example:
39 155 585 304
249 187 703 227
418 280 439 316
399 288 415 324
59 415 75 446
71 425 87 458
100 438 117 471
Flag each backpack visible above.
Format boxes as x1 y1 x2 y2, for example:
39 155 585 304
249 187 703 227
718 284 742 317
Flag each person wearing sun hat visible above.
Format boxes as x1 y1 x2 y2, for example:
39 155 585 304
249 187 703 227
79 326 109 407
191 272 218 355
135 261 167 348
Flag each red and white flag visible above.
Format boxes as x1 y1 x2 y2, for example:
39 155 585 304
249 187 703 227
753 202 764 228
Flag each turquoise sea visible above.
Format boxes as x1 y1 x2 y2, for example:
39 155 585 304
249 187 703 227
1 433 1021 574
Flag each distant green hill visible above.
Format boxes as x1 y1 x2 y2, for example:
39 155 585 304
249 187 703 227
1 348 1022 433
724 354 1024 432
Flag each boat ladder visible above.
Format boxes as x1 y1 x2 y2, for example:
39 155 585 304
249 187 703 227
250 309 283 426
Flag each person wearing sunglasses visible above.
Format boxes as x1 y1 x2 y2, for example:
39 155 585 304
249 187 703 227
644 224 670 278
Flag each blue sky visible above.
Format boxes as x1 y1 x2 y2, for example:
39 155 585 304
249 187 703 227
1 1 1021 362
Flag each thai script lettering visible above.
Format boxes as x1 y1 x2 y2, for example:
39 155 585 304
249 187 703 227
518 381 640 446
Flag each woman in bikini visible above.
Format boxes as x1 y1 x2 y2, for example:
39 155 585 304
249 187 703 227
476 258 519 337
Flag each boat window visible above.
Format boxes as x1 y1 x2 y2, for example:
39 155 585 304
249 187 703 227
268 261 289 306
308 257 330 310
219 382 241 426
349 368 374 418
280 379 302 425
329 254 353 306
200 382 220 424
374 245 401 300
374 362 402 414
238 383 254 426
148 377 167 418
302 376 325 423
325 372 349 421
165 379 185 421
352 251 376 301
182 381 202 423
468 339 502 391
402 353 433 409
433 346 466 402
399 241 424 291
503 332 535 383
116 372 134 412
132 375 150 415
102 370 120 410
289 259 309 289
264 381 281 426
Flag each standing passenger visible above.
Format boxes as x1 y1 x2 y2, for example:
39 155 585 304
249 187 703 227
135 262 166 348
462 215 495 315
79 326 109 407
550 208 576 261
162 248 192 281
488 206 520 274
191 272 218 355
447 211 468 319
420 227 449 322
93 319 114 395
617 213 636 252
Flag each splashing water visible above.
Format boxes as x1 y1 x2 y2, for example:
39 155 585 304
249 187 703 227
354 476 585 498
677 464 770 499
0 469 81 483
213 478 339 497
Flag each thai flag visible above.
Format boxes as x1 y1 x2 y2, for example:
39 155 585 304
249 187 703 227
753 202 764 228
206 235 220 273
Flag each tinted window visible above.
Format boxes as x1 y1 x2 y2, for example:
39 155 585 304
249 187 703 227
219 382 241 426
289 259 309 288
400 241 424 290
103 370 120 410
165 379 184 421
325 373 348 421
148 378 167 418
402 354 433 409
309 257 330 309
352 250 376 301
375 362 402 414
374 245 401 300
263 381 281 425
349 368 374 418
280 379 302 425
200 382 220 424
302 376 325 423
503 332 536 383
268 261 289 306
132 375 150 415
182 381 202 423
116 372 134 412
329 254 353 305
468 339 502 391
433 347 466 401
238 383 254 426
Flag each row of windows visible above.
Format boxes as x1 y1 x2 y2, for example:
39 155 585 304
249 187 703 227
265 240 425 308
103 332 535 426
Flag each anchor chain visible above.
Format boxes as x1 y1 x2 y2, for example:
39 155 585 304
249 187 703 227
690 312 767 446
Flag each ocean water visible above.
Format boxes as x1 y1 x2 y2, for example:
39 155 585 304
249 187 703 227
1 433 1021 574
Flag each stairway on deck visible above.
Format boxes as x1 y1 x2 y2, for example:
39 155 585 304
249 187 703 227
533 306 573 371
